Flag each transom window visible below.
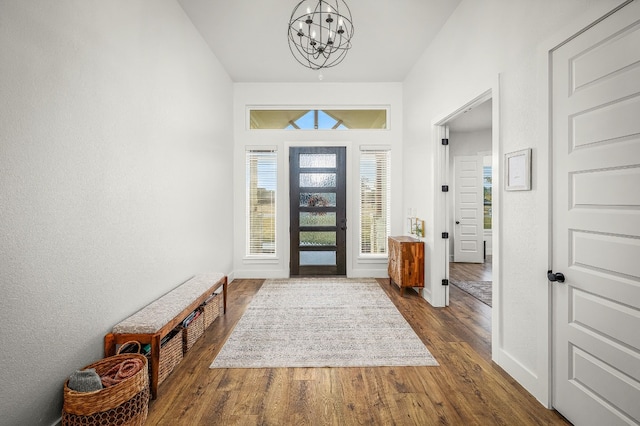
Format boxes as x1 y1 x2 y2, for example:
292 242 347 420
250 109 387 130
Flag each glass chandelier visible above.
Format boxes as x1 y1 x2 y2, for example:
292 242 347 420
287 0 355 70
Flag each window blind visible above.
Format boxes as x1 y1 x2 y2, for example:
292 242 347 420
246 150 277 256
359 150 391 255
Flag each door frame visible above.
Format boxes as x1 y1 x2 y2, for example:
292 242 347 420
284 141 353 277
431 83 501 363
540 0 634 409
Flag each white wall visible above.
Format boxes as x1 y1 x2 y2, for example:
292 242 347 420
449 129 492 260
233 83 404 279
0 1 233 425
403 0 625 407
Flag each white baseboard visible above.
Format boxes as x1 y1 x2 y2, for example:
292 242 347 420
493 347 547 407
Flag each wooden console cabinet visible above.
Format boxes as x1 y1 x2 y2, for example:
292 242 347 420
388 236 424 296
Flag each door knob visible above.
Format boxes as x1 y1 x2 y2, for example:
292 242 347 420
455 221 460 225
547 270 565 283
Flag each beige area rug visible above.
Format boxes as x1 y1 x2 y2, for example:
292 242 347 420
450 279 492 307
210 278 438 368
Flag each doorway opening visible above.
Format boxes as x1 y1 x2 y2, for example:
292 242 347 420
447 99 493 308
432 85 500 358
289 146 347 275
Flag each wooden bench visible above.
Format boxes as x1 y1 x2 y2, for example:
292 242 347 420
104 273 227 399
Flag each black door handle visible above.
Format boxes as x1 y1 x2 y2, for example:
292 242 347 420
455 221 460 225
547 270 565 283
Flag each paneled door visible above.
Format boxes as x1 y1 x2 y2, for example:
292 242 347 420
551 1 640 424
290 147 346 275
453 155 484 263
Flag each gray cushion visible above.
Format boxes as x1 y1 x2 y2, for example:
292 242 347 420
112 272 224 334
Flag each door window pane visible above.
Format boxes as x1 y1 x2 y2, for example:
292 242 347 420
300 231 336 246
300 173 336 188
300 212 336 227
300 251 337 265
299 192 336 207
299 154 336 168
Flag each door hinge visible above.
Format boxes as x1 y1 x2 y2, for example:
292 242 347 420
441 138 449 146
442 185 449 192
442 279 449 286
442 232 449 239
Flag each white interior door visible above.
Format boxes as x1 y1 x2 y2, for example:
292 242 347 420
453 155 484 263
551 2 640 424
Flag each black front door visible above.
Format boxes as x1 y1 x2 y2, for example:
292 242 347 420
290 147 346 275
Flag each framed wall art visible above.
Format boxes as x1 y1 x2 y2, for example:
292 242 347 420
505 148 531 191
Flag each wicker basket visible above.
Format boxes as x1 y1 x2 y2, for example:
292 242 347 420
182 311 205 353
202 295 220 329
157 330 183 385
62 353 149 426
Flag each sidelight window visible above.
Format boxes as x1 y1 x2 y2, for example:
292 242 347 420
246 149 277 256
359 148 391 256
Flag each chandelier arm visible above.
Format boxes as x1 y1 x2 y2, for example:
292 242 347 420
288 40 321 70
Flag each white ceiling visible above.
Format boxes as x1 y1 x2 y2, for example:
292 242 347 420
178 0 462 83
448 99 492 132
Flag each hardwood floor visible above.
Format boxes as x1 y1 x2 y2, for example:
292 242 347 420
450 256 493 282
146 278 570 425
